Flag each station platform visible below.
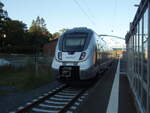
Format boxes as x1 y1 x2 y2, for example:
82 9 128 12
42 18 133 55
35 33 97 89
76 58 137 113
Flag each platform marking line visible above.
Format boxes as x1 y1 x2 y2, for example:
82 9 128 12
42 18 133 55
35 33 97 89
106 59 120 113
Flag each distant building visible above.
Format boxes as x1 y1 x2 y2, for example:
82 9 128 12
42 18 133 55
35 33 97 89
112 48 126 57
112 48 126 51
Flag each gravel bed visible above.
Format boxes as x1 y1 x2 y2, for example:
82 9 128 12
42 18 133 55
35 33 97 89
0 81 62 113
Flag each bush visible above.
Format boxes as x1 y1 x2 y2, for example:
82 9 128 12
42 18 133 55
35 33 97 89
0 63 53 93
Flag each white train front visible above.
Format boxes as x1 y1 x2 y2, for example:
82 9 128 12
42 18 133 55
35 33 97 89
51 27 110 83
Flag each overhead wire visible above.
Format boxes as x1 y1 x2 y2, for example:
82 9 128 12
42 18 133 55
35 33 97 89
72 0 96 26
80 0 95 20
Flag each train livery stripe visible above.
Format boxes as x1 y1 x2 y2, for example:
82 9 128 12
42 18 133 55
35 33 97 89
106 59 120 113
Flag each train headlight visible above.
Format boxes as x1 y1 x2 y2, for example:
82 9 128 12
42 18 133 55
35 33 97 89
79 52 86 60
58 52 62 60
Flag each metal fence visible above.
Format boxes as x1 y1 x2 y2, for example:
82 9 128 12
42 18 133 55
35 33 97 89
125 0 150 113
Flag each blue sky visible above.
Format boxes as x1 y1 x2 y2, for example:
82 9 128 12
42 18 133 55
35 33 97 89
2 0 140 48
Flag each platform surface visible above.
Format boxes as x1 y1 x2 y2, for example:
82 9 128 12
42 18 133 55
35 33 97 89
76 58 137 113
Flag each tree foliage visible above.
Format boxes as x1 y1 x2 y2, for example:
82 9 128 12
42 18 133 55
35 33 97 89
0 1 9 22
52 32 60 39
0 1 11 52
5 20 27 45
29 16 51 36
52 28 68 39
0 1 10 39
28 16 52 52
1 20 31 53
0 1 65 54
59 28 68 34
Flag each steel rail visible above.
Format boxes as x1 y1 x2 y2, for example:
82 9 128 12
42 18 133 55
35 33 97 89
58 88 88 113
13 84 67 113
11 84 88 113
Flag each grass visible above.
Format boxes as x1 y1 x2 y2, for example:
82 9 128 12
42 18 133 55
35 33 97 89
0 63 53 95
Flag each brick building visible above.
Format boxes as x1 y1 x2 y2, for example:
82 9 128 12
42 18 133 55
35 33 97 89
43 38 58 57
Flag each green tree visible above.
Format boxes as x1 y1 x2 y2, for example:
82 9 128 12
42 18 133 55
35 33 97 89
5 20 27 45
2 20 28 53
28 16 52 52
52 32 60 39
29 16 50 36
0 1 9 21
52 28 68 39
29 16 51 37
0 1 10 51
28 16 52 76
59 28 68 34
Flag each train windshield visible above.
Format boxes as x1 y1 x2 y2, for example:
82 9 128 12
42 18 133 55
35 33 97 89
62 33 88 52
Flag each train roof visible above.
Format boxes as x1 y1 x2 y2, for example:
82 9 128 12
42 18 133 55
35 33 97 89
63 27 93 35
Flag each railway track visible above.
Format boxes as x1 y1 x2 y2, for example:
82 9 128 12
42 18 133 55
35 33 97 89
10 84 89 113
10 61 114 113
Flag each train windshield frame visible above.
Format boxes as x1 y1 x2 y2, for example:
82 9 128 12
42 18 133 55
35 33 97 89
62 33 88 52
